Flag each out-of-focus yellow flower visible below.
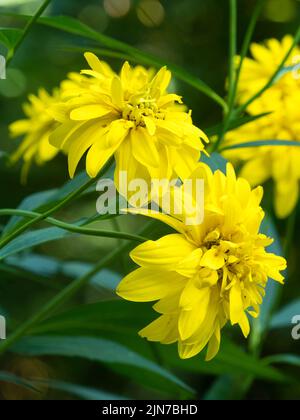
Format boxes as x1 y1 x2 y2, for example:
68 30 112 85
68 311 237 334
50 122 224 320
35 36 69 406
224 36 300 218
117 163 287 360
9 88 60 183
49 53 208 194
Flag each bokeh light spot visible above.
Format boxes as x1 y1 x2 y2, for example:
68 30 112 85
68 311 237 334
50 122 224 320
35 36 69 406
137 0 165 27
103 0 131 18
78 5 109 32
264 0 297 23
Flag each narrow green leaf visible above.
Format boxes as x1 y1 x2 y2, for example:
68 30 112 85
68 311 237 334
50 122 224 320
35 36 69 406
263 354 300 368
220 139 300 152
12 335 194 395
33 379 127 400
205 112 271 137
62 263 121 292
0 28 22 50
270 300 300 330
201 152 228 174
6 253 121 293
203 375 246 400
0 371 39 392
0 226 75 260
159 338 287 383
29 301 153 336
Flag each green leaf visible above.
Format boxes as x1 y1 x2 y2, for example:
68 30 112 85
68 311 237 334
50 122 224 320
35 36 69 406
0 226 76 260
6 253 60 278
205 112 271 137
158 338 287 383
62 263 121 292
0 0 37 6
220 139 300 152
264 354 300 368
6 253 121 294
29 301 286 384
0 28 22 51
203 375 246 400
201 152 228 174
30 301 153 336
33 379 128 400
270 300 300 330
12 335 194 396
0 371 39 392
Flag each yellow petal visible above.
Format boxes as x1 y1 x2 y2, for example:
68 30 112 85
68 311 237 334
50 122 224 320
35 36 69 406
240 157 271 187
9 119 30 137
176 248 203 277
84 52 113 77
139 314 178 344
131 127 160 168
117 267 185 302
143 116 157 136
124 208 186 236
68 125 107 178
130 234 197 270
205 325 221 361
275 180 299 219
178 341 204 359
70 104 112 121
229 282 244 325
106 120 130 148
111 76 124 109
178 287 211 340
239 311 250 338
201 248 225 270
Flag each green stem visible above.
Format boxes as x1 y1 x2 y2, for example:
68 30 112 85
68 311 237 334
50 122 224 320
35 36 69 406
7 0 52 65
227 0 237 109
0 209 148 246
212 0 237 152
0 160 113 250
230 0 266 109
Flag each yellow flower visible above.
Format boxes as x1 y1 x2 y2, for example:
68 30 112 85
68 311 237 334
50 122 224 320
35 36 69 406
9 88 60 183
117 163 287 360
223 36 300 218
49 53 208 194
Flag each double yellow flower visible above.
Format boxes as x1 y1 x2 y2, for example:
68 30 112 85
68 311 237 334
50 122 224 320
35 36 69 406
224 36 300 219
9 50 288 360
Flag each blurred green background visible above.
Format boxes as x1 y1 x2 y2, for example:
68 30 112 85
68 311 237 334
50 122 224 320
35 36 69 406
0 0 300 400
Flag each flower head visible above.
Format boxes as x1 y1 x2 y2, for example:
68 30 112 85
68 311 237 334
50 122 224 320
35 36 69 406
223 36 300 218
9 88 60 183
49 53 208 194
117 163 286 360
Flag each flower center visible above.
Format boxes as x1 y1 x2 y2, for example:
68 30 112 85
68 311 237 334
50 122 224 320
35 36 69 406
122 95 164 126
201 228 252 288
